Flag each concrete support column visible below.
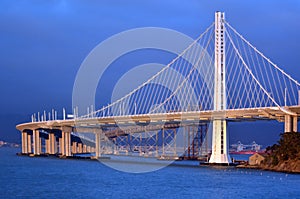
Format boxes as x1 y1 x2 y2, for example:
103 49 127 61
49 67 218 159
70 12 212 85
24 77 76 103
99 134 102 155
49 133 55 155
45 138 50 154
54 138 58 154
72 142 77 154
27 134 32 153
114 138 118 155
95 133 100 157
59 137 62 154
59 127 72 157
87 146 91 153
78 143 83 153
33 130 40 155
83 145 87 153
64 131 71 157
21 132 28 154
293 116 298 132
39 138 42 154
61 132 65 156
173 129 177 156
284 115 298 133
284 115 292 132
162 128 165 156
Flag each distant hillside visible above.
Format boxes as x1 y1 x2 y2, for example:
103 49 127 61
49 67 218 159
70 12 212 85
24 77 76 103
262 132 300 173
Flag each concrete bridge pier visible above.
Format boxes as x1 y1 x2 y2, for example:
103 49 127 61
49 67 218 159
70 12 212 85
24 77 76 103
27 133 32 154
65 131 71 156
21 131 28 154
54 137 58 154
39 137 42 155
48 132 56 155
78 143 83 153
72 142 77 154
284 115 298 132
83 144 87 153
95 132 102 158
33 129 40 155
61 131 71 156
60 132 65 155
45 136 50 154
59 137 63 154
58 127 72 157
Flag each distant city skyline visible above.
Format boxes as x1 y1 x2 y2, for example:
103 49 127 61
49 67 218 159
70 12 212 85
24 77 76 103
1 0 299 146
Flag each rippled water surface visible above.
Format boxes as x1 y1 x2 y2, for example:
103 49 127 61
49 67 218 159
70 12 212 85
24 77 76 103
0 148 299 198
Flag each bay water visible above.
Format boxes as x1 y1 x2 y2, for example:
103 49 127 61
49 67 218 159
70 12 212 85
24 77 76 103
1 147 299 198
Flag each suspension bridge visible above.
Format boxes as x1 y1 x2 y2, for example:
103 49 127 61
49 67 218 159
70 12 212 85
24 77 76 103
16 12 300 164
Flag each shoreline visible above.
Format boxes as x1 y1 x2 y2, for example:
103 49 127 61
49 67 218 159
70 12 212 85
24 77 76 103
237 164 300 174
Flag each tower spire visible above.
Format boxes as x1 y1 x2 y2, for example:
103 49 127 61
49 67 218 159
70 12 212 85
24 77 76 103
209 11 231 164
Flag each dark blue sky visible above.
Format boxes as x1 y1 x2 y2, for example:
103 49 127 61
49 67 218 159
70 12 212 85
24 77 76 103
1 0 299 146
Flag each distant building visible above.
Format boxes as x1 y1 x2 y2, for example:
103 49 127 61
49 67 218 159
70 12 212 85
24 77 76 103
249 153 266 165
230 141 263 154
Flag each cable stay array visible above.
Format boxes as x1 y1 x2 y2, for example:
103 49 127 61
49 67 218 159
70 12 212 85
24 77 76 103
79 20 300 119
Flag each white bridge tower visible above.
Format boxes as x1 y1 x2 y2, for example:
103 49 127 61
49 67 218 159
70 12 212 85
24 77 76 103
209 12 232 164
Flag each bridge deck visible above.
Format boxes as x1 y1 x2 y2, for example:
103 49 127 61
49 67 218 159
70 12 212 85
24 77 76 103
16 106 300 133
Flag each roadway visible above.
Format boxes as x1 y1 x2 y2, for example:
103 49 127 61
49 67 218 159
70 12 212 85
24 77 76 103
16 106 300 134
